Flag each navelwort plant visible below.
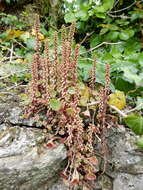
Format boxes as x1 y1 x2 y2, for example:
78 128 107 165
25 14 118 190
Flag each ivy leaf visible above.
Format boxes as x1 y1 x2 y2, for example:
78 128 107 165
90 34 101 48
119 29 135 41
108 90 126 110
95 13 106 18
115 78 135 93
123 68 143 87
110 46 121 58
49 99 62 111
64 12 76 23
107 31 119 41
94 6 105 13
75 10 89 21
124 114 143 135
100 28 109 35
26 37 36 49
103 0 114 10
78 59 92 81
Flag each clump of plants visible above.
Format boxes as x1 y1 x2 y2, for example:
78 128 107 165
25 14 117 190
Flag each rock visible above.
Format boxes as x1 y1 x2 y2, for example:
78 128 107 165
49 181 68 190
0 102 35 126
0 124 67 190
6 106 36 126
107 126 143 190
113 173 143 190
49 175 113 190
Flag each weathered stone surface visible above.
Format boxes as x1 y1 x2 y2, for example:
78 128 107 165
0 102 35 126
108 127 143 190
6 106 36 126
49 181 67 190
49 175 113 190
0 124 66 190
113 173 143 190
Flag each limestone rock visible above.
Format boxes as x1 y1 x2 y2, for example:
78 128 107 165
113 173 143 190
0 124 66 190
0 103 35 126
108 127 143 190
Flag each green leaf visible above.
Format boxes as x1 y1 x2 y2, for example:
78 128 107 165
64 12 76 23
119 29 135 41
94 6 105 13
115 78 135 93
26 37 36 49
78 59 92 81
95 13 106 18
138 53 143 67
103 0 114 10
90 34 101 48
130 10 143 21
107 31 119 41
19 93 30 104
49 99 62 111
79 86 90 106
136 137 143 148
124 114 143 135
109 25 119 31
110 46 121 58
136 97 143 110
100 28 109 35
123 68 143 87
115 19 129 26
75 10 89 21
119 32 129 40
79 45 86 54
103 52 113 62
124 39 141 55
20 32 30 42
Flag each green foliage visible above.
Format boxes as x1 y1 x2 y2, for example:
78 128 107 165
136 97 143 110
136 136 143 148
0 13 26 29
124 114 143 135
64 0 114 22
64 0 143 101
1 2 143 101
0 13 43 85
